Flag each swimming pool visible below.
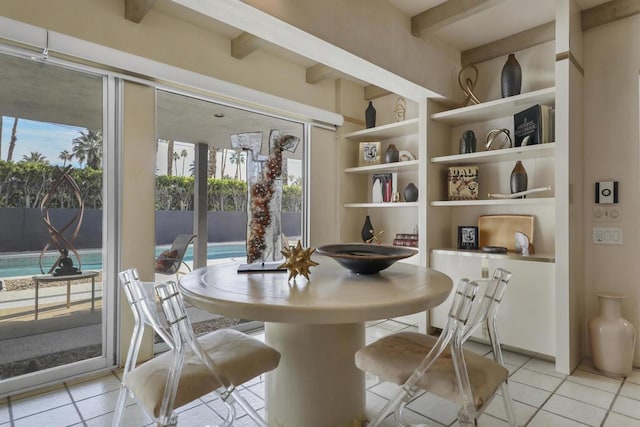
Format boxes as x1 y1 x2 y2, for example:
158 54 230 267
0 242 246 278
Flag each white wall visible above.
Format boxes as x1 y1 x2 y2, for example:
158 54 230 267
583 15 640 364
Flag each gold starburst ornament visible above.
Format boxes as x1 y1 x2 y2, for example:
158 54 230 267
278 241 319 282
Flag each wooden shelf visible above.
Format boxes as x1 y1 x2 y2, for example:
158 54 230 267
430 197 555 207
344 202 419 208
431 87 555 125
344 160 419 174
344 118 419 141
431 143 555 165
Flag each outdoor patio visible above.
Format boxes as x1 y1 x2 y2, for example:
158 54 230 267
0 267 249 380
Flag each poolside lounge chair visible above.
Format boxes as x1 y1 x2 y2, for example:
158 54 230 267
155 234 196 277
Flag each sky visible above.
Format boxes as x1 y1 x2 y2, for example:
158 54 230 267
0 116 85 167
1 117 303 180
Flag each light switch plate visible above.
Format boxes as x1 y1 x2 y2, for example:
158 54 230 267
593 227 623 245
593 206 622 222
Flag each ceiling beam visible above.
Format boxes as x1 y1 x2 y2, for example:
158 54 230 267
124 0 156 23
305 64 342 84
582 0 640 31
364 86 392 100
411 0 506 36
231 32 267 59
461 21 555 66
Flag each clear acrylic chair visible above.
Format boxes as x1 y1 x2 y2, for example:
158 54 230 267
355 269 517 427
113 268 280 427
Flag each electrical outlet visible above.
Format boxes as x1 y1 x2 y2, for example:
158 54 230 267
593 227 623 245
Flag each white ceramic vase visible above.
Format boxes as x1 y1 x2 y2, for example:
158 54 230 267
589 293 636 377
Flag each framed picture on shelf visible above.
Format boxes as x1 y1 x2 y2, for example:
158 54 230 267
359 142 381 166
458 226 479 250
448 166 479 200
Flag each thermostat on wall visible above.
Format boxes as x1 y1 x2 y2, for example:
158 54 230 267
595 181 618 204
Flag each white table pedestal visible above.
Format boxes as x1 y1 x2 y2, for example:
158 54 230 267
265 322 366 427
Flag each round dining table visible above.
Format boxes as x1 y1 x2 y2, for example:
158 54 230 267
179 259 453 427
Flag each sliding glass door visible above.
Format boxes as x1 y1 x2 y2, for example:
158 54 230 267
0 50 116 394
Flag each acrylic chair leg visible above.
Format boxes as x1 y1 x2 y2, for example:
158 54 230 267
393 401 412 427
111 387 128 427
229 389 267 427
367 388 409 427
500 382 518 427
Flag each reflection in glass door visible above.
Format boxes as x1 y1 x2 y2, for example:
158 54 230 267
154 89 305 337
0 51 113 393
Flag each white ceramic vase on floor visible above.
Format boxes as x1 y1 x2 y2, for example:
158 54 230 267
589 293 636 377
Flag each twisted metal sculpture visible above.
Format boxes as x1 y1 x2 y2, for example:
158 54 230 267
458 65 481 107
39 165 85 275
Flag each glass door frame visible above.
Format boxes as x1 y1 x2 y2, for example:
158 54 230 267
0 44 120 397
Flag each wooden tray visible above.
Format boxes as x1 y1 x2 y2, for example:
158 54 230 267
478 215 534 251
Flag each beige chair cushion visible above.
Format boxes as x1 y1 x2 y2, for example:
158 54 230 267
355 331 508 410
124 328 280 418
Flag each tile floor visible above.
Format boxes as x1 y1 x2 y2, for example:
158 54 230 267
2 315 640 427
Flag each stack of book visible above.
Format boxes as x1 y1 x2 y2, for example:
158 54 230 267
393 233 418 247
513 104 555 147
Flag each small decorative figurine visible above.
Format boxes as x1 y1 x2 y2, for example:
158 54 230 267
53 248 81 276
366 230 385 244
278 241 319 282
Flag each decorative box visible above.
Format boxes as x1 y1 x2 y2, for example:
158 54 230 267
448 166 479 200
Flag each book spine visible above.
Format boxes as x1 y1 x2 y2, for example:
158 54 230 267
395 233 419 239
393 239 419 247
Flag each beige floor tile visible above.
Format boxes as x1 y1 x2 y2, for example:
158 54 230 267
604 412 640 427
620 381 640 400
625 370 640 385
524 357 568 379
612 395 640 419
506 380 552 407
13 404 81 427
406 392 459 426
543 394 607 426
174 403 224 425
74 389 120 420
555 380 616 409
10 386 73 419
84 403 153 427
528 410 590 427
0 400 8 424
484 397 537 425
511 368 564 392
566 369 622 393
451 413 509 426
67 372 122 401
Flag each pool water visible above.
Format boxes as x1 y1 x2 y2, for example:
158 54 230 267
0 242 246 278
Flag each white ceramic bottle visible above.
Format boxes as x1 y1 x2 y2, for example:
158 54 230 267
589 293 636 377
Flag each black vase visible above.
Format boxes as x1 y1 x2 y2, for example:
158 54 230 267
365 101 376 128
510 161 528 198
384 144 399 163
459 130 476 154
361 215 374 242
404 183 418 202
501 53 522 98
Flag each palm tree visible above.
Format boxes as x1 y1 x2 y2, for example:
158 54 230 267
173 152 180 175
21 151 49 164
6 117 18 162
208 146 217 178
72 130 102 168
180 149 188 176
228 150 245 180
59 150 73 167
166 139 174 176
0 116 3 159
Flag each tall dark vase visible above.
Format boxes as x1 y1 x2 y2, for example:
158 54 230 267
361 215 374 242
510 161 528 198
365 101 376 128
501 53 522 98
